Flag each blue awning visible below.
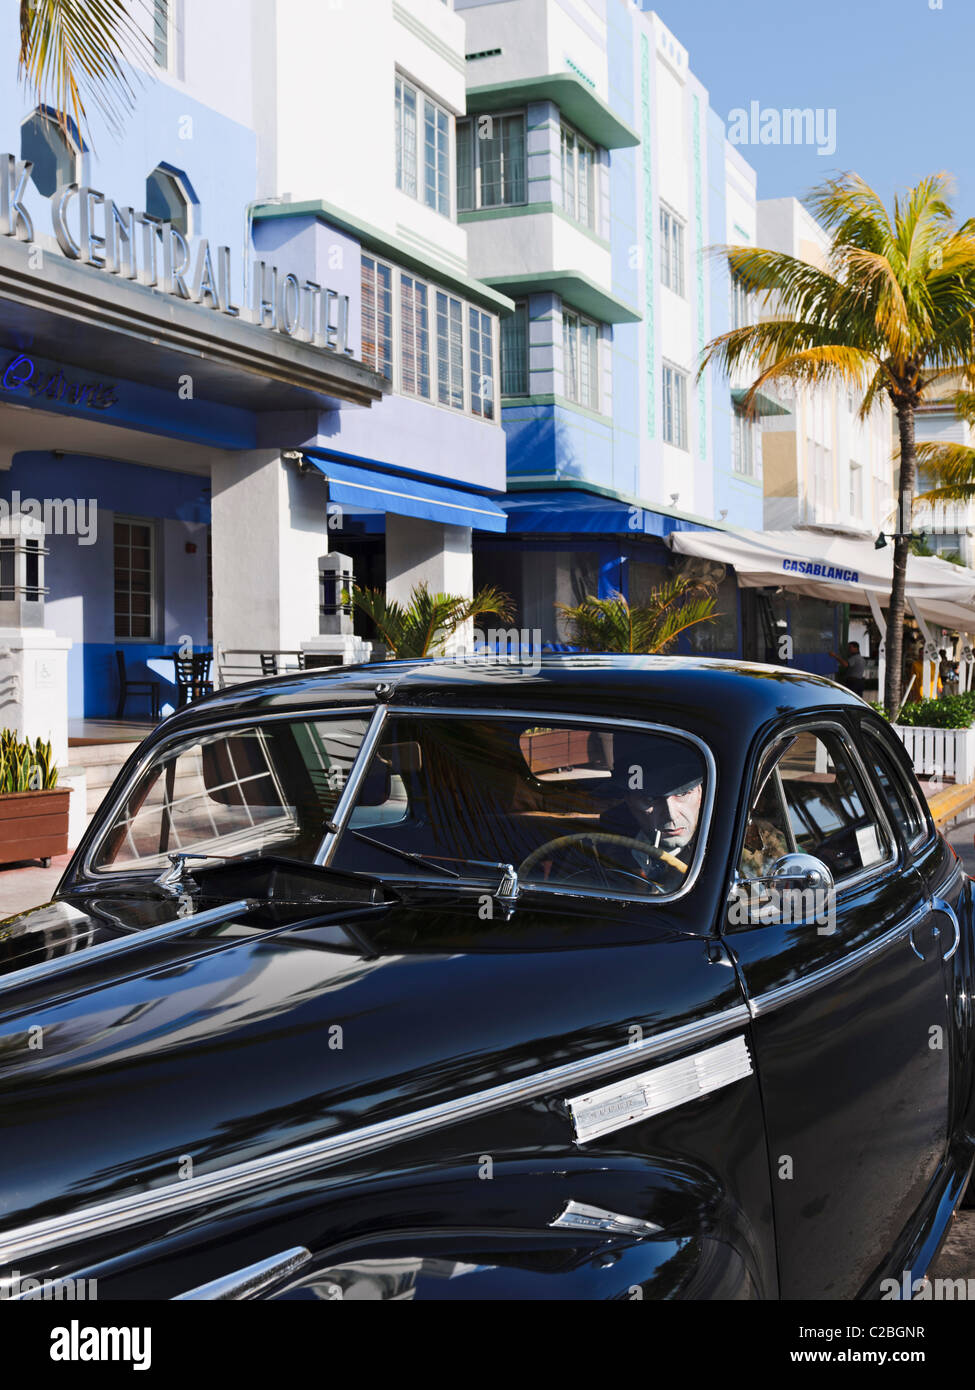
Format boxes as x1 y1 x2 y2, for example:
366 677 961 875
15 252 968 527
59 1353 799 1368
497 489 711 537
307 457 507 533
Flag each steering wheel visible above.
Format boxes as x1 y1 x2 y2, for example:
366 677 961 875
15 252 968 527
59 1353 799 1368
517 832 688 896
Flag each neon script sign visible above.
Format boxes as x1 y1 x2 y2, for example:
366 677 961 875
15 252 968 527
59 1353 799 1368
2 354 118 410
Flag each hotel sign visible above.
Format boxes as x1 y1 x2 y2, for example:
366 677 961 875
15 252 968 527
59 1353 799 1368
0 154 351 354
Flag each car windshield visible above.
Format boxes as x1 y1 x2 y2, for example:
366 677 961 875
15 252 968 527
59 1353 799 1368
89 716 371 872
88 711 710 900
335 715 709 899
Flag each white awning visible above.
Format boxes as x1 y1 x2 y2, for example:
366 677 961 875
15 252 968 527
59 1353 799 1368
669 528 975 632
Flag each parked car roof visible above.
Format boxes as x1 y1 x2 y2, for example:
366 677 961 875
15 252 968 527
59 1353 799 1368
161 655 863 738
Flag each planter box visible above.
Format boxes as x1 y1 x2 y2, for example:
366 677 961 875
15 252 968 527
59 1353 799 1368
892 725 975 785
0 788 70 866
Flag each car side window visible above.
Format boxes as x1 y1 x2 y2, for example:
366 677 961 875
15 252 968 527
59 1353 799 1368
861 726 927 848
740 767 793 878
776 729 892 881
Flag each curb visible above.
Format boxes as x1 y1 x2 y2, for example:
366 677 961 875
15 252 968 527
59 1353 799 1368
927 782 975 829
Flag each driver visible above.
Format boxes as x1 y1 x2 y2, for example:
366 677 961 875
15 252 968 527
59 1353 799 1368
598 737 705 892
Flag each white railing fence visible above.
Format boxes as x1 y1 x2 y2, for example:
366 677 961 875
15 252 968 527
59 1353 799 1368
893 724 975 785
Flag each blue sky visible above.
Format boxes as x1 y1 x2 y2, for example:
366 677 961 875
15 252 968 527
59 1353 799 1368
647 0 972 217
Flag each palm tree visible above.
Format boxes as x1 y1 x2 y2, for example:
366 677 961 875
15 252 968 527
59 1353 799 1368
18 0 149 143
700 172 975 715
556 577 718 654
352 582 514 659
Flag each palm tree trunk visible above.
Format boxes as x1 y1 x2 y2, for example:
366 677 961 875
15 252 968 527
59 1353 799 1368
884 401 917 717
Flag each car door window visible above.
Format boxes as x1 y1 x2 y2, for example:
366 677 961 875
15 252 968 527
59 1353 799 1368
861 726 927 848
739 767 793 878
776 728 891 881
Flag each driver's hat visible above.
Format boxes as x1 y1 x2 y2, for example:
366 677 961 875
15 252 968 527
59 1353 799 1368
612 733 704 797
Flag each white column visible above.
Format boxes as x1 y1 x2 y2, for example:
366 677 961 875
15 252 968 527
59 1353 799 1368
385 516 473 654
210 451 328 656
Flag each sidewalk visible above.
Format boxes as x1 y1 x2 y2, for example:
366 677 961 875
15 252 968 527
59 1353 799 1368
0 854 72 920
926 781 975 830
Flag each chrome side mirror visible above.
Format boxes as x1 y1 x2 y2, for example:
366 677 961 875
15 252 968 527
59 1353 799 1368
729 853 835 927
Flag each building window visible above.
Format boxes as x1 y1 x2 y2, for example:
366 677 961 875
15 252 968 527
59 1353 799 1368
731 272 751 330
21 110 79 198
469 308 495 418
457 112 526 211
146 165 193 236
361 256 393 379
850 461 864 517
435 291 465 410
501 300 529 396
396 75 451 215
561 124 595 230
662 364 688 449
114 518 156 641
660 206 686 296
401 273 431 398
733 406 756 477
153 0 170 67
563 309 598 411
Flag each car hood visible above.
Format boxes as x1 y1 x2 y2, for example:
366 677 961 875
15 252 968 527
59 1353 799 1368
0 873 737 1245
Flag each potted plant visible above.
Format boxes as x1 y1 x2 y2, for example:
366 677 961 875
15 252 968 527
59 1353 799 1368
0 732 69 868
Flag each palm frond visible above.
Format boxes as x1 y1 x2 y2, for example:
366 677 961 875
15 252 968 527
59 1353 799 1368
557 581 717 655
18 0 150 143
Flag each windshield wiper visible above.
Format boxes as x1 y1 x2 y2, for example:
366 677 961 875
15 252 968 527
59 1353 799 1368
346 830 462 879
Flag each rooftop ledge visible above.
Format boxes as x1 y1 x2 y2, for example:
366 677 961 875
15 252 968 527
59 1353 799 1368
466 73 640 151
482 271 641 325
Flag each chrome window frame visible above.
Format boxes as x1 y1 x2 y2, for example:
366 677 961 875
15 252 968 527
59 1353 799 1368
78 706 376 882
318 707 717 906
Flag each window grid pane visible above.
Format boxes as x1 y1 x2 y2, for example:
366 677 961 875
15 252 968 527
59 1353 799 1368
436 291 465 410
456 118 474 211
663 365 688 449
396 78 418 198
401 274 431 398
501 301 529 396
361 257 393 380
470 308 495 418
114 518 155 640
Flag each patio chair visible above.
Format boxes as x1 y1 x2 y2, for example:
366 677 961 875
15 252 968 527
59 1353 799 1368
115 651 161 721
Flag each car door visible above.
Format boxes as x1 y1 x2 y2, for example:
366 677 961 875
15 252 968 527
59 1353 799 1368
724 716 952 1300
856 713 974 1142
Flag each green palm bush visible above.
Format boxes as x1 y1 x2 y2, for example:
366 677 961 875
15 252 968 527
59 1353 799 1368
0 732 59 793
352 582 514 659
701 172 975 717
556 578 718 654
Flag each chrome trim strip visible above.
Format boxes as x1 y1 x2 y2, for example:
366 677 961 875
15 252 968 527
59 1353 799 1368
320 707 718 906
0 1002 749 1267
550 1201 661 1237
749 905 929 1018
565 1035 753 1143
0 899 258 1000
173 1246 312 1300
932 897 961 962
79 706 376 880
317 706 388 866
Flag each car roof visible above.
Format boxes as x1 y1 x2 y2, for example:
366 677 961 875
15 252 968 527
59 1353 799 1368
152 655 865 745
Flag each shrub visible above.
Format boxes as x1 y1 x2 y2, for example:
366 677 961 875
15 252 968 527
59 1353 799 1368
895 695 975 730
0 732 59 792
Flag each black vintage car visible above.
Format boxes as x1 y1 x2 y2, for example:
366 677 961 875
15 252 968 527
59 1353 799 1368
0 656 972 1301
